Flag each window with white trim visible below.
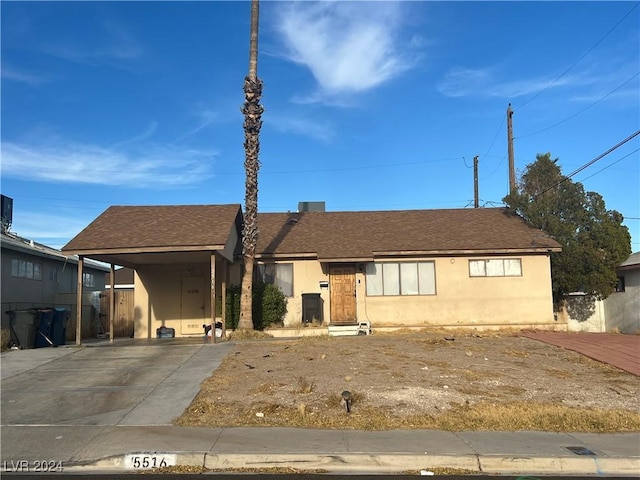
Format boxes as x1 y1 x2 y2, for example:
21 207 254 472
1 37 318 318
366 262 436 296
469 258 522 277
256 263 293 297
11 259 42 280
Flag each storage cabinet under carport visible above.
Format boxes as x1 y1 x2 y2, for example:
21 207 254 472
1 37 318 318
301 293 323 324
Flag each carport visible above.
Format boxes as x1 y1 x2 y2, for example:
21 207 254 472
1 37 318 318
62 204 244 345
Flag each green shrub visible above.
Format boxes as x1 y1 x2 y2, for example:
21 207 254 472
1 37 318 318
225 282 287 331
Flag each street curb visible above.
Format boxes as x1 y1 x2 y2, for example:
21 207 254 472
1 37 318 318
59 452 640 475
478 456 640 476
203 453 480 473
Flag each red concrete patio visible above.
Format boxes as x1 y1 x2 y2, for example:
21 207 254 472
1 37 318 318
520 331 640 376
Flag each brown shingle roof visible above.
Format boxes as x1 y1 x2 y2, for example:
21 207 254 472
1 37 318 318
256 208 561 260
62 204 242 252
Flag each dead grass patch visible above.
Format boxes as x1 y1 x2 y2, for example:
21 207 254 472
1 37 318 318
545 368 574 379
176 331 640 433
502 349 530 358
226 330 273 341
295 376 316 394
177 396 640 433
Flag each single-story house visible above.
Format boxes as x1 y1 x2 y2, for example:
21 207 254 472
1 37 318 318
62 204 562 339
255 207 562 331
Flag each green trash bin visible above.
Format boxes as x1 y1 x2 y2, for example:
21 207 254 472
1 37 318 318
7 309 38 349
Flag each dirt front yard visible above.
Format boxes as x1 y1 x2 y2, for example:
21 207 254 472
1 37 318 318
175 330 640 432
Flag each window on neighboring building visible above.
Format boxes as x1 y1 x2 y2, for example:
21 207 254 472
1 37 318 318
469 258 522 277
11 258 42 280
256 263 293 297
49 266 59 282
83 272 95 287
615 276 626 292
366 262 436 296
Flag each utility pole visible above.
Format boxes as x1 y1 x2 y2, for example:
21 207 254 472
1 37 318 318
507 103 515 195
473 155 479 208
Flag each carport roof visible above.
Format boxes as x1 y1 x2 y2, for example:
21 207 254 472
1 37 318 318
62 204 242 266
256 207 562 261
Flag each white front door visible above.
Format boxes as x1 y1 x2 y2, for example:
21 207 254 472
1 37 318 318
180 276 205 335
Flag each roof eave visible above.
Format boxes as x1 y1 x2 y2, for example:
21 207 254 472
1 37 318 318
63 245 228 256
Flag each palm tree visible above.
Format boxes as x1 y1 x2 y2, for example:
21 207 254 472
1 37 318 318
238 0 263 330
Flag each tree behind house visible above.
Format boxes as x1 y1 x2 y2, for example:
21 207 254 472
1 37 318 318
504 153 631 305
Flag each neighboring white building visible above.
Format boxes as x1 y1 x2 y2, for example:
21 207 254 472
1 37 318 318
565 252 639 333
605 252 640 334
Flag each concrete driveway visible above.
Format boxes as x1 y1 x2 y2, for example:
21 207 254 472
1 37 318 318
1 339 233 426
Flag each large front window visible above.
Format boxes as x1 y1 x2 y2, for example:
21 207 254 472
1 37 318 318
256 263 293 297
366 262 436 296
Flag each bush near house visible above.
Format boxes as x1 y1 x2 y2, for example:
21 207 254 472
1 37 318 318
225 283 287 330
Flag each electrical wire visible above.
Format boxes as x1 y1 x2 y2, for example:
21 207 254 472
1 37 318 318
515 2 639 111
578 148 639 183
535 130 640 198
517 71 640 139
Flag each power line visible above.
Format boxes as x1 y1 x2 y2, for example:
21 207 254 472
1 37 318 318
515 2 639 111
535 130 640 198
578 148 640 182
517 71 640 139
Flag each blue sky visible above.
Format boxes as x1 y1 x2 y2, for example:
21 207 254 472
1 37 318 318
2 1 639 252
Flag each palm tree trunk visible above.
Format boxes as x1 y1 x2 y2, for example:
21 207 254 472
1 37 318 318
238 0 263 330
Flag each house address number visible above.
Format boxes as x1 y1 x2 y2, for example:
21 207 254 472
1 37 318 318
124 453 177 470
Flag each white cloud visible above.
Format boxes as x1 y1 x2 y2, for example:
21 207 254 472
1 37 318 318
11 211 91 242
1 141 216 188
1 65 50 86
267 114 334 143
110 121 158 148
41 20 143 66
176 108 222 142
436 66 585 99
273 2 421 104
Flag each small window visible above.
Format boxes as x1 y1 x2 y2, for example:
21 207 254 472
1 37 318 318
615 276 625 292
83 272 95 287
469 258 522 277
49 266 59 282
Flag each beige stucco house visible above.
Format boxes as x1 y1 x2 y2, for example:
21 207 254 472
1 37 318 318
63 204 562 340
255 207 562 332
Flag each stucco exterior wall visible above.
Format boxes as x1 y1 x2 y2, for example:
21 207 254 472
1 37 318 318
358 255 557 328
273 254 558 329
562 295 607 332
133 258 228 339
604 268 640 334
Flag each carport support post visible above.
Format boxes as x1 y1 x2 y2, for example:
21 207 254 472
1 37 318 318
221 261 227 339
109 263 115 343
210 253 216 344
76 256 84 346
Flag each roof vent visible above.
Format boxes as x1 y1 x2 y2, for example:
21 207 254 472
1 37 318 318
298 201 325 213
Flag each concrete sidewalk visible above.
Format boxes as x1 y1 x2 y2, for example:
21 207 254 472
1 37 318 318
2 425 639 475
2 339 639 476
